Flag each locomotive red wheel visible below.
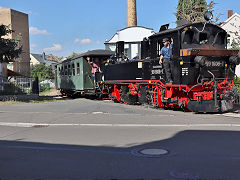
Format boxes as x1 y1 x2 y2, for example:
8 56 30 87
121 86 138 105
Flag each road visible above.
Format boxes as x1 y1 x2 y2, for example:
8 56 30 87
0 98 239 180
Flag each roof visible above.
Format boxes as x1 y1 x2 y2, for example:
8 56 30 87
31 53 45 64
221 13 240 26
150 22 223 38
77 49 115 58
7 69 23 77
62 49 115 63
30 53 57 65
105 26 155 43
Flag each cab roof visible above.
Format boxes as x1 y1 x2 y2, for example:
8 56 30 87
149 22 224 38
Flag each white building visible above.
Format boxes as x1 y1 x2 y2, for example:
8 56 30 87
220 12 240 49
220 11 240 77
105 26 155 59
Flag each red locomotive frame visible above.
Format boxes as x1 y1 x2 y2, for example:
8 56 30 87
98 78 235 112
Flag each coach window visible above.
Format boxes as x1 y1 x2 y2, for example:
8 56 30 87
68 64 71 76
60 67 63 76
72 63 75 76
58 67 61 75
76 63 80 76
64 65 68 76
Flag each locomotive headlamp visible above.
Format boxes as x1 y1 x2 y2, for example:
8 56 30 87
194 56 206 66
204 11 213 21
229 56 240 65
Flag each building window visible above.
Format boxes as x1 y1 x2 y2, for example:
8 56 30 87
76 63 80 76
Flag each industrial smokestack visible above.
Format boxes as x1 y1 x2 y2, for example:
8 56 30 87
127 0 137 27
228 10 233 18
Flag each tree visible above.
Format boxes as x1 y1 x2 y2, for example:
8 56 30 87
30 64 53 81
0 24 22 63
230 33 240 50
67 52 79 59
176 0 219 23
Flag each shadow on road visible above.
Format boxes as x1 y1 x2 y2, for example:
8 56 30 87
0 130 239 179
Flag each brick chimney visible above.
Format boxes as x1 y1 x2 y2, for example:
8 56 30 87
127 0 137 27
228 10 233 18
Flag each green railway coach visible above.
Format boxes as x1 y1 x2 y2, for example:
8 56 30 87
55 49 114 96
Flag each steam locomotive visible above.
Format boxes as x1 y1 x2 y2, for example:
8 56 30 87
55 13 240 113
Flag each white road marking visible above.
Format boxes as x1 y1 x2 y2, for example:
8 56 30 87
0 111 174 117
222 113 240 118
0 122 240 128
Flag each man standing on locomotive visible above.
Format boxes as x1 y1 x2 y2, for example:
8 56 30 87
159 38 173 84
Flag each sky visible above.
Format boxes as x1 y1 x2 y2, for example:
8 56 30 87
0 0 240 57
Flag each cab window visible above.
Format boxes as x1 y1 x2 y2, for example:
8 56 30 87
183 30 194 44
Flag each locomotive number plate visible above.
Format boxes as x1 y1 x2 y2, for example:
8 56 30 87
151 69 164 75
205 61 225 67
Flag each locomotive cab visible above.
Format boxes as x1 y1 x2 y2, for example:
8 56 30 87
147 22 240 85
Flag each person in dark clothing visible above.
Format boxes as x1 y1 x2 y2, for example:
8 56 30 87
159 38 173 84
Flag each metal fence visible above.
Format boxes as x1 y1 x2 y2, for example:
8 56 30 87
10 77 32 94
0 76 32 95
0 75 8 91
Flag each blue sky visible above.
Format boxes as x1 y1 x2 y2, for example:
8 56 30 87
0 0 239 57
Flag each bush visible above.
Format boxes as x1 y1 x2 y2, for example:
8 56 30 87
30 64 53 81
40 84 51 92
1 83 25 95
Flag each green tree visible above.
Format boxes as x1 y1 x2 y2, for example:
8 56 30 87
0 24 22 63
67 52 79 59
176 0 219 23
30 64 53 81
231 36 240 50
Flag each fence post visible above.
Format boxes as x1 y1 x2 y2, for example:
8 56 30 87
32 77 39 95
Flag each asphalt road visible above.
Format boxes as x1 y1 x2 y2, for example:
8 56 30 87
0 98 240 180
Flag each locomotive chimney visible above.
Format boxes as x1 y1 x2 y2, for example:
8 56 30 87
127 0 137 27
228 10 233 18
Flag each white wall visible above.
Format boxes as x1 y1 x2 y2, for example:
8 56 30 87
115 27 154 43
106 26 155 59
221 13 240 77
236 65 240 77
131 44 139 58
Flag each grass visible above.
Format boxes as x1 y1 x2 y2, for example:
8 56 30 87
0 89 69 105
39 88 58 96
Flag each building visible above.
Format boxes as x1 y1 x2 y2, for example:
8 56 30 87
30 53 57 66
220 10 240 49
220 10 240 77
105 26 155 59
0 8 30 77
